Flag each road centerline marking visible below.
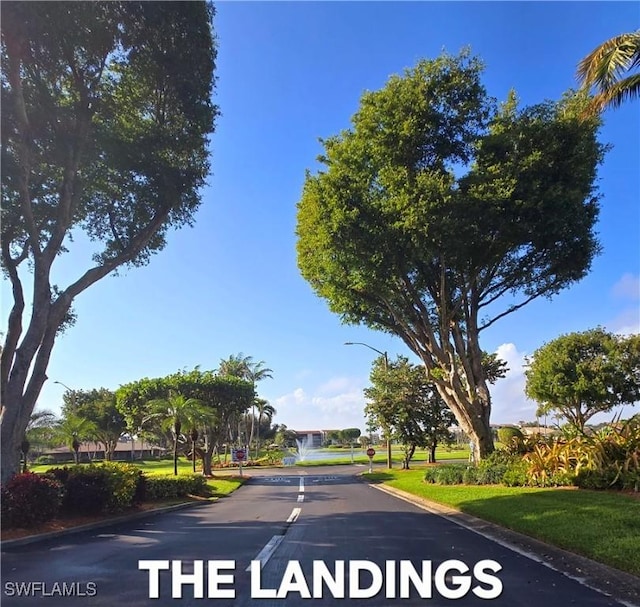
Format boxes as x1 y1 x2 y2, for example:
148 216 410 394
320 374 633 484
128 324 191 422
245 535 284 572
298 477 305 492
286 507 302 523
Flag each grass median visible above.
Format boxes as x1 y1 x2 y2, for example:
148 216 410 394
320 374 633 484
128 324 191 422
364 469 640 577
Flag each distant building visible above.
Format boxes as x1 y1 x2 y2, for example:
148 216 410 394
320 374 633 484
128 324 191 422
293 430 325 448
39 439 167 464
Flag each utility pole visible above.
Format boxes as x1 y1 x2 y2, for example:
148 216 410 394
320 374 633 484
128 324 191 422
345 342 393 469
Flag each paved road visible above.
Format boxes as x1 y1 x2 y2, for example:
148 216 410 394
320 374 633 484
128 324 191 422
1 466 636 606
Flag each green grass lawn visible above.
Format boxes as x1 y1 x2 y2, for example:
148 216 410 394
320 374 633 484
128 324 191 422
295 447 469 467
364 469 640 576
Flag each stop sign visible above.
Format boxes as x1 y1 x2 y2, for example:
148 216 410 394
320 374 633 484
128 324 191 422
235 449 246 462
366 448 375 458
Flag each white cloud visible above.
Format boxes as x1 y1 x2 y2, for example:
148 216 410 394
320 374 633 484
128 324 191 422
609 308 640 337
274 377 367 431
612 273 640 301
490 343 538 424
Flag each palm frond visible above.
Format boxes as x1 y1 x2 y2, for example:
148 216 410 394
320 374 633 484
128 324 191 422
590 73 640 111
577 31 640 89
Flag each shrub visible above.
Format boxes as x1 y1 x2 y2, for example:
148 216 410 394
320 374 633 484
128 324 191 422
462 466 479 485
46 464 147 514
497 427 525 453
100 462 146 511
425 464 468 485
502 459 529 486
423 467 440 484
574 468 621 490
61 467 112 514
34 455 56 465
1 473 64 528
144 475 209 501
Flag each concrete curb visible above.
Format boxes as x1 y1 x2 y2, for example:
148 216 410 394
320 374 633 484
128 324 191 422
0 500 213 549
365 480 640 607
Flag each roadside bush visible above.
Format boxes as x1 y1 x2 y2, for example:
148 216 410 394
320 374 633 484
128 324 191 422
1 473 64 528
46 464 146 514
574 468 621 490
60 467 112 514
462 466 479 484
424 464 467 485
34 455 56 465
476 461 508 485
100 462 146 510
423 467 440 484
144 475 209 501
502 459 529 486
497 427 525 454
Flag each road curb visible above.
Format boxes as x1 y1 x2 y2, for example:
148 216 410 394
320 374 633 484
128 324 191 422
365 479 640 607
0 500 213 549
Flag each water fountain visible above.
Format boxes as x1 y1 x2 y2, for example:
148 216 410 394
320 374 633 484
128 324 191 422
295 437 311 462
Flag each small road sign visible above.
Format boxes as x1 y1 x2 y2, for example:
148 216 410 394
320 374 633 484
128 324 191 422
235 449 246 462
366 448 376 458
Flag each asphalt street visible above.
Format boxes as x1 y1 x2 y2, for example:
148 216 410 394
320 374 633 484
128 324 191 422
1 465 638 606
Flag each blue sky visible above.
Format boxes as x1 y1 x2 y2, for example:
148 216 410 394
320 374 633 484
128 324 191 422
4 2 639 432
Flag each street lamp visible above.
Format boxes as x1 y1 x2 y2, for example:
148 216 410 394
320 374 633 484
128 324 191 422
54 380 72 392
344 341 393 469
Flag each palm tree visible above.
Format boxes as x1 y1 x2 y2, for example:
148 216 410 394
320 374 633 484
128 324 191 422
577 30 640 112
217 354 273 454
147 392 211 475
255 399 276 458
21 409 57 472
55 414 97 464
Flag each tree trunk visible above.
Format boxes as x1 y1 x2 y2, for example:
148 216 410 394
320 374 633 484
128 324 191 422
430 442 437 464
173 436 178 476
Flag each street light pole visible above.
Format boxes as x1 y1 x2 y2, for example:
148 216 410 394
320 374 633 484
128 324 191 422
54 380 72 392
344 341 393 469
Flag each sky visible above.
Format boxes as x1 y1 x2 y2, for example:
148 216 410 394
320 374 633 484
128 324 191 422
3 2 639 433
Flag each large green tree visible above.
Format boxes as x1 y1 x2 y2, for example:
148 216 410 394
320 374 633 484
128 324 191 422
525 328 640 432
577 30 640 113
116 369 254 475
365 355 457 468
61 388 126 461
0 1 218 482
296 51 604 461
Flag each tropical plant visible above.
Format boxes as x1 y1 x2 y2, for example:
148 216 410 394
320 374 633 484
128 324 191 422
146 393 211 476
296 50 604 461
255 398 276 456
55 414 97 464
217 353 273 456
577 30 640 112
21 409 57 472
0 1 218 483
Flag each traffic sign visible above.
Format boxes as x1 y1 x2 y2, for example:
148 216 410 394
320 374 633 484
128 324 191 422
235 448 246 462
366 448 376 458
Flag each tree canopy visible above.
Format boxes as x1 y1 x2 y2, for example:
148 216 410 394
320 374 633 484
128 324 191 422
525 328 640 432
0 1 218 482
61 388 126 461
116 368 254 475
296 50 605 460
365 355 457 468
